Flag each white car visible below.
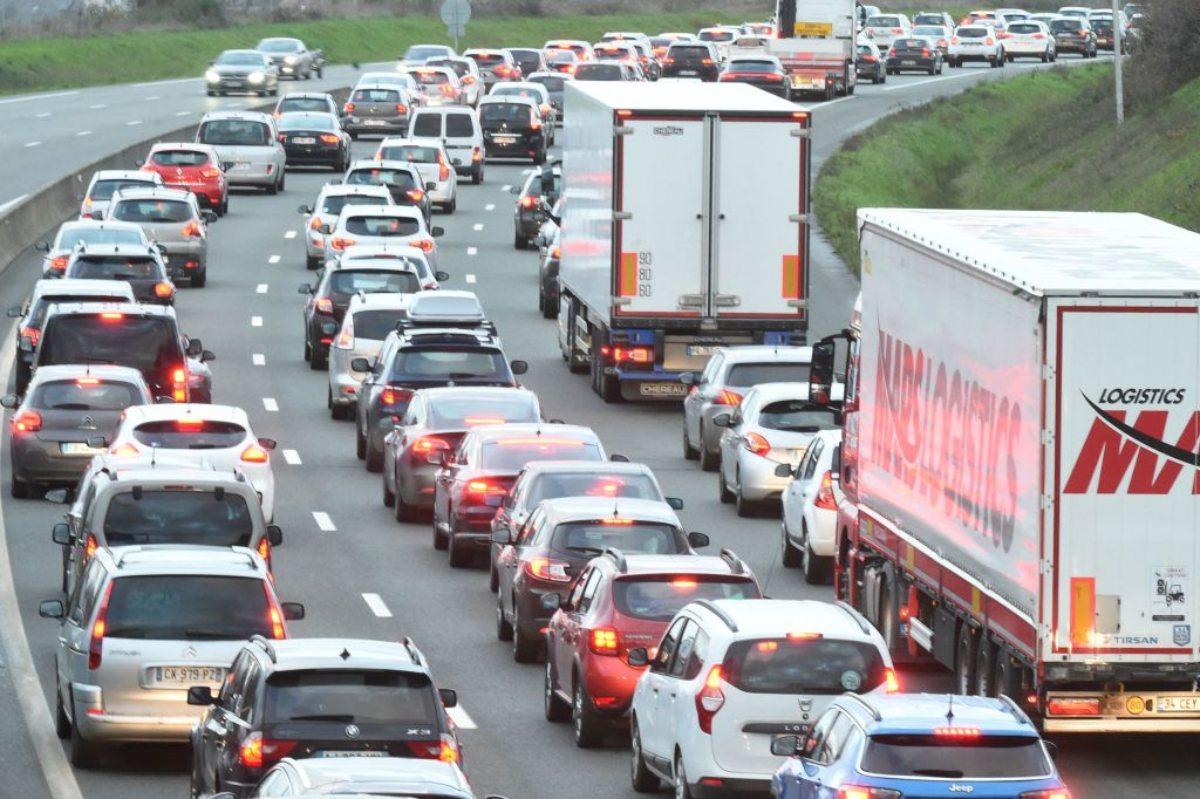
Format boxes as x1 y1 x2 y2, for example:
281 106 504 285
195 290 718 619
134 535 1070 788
1057 5 1090 18
948 24 1006 67
401 43 457 66
404 65 465 106
697 25 742 61
406 106 485 183
628 598 897 799
374 136 459 213
715 382 839 518
328 292 414 419
1004 19 1057 61
781 428 842 584
80 170 163 221
323 204 444 272
426 55 484 106
107 404 278 520
298 184 394 270
863 13 913 53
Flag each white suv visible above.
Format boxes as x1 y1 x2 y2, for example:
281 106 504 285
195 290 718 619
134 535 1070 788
948 25 1005 67
628 599 896 798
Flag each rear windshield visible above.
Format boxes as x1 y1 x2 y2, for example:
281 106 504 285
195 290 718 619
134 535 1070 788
727 60 777 72
264 670 436 725
758 400 838 433
131 419 246 449
428 396 538 427
198 120 270 147
56 226 144 250
411 114 442 137
111 200 192 224
913 26 947 36
446 113 475 137
428 58 470 77
958 27 988 37
345 169 418 190
530 75 565 92
105 575 270 640
699 29 734 41
278 97 331 113
39 315 179 376
914 13 944 24
151 150 209 167
480 103 535 123
378 145 440 163
278 115 336 132
1092 19 1112 31
343 216 421 237
510 51 542 72
406 45 447 61
725 362 810 386
102 490 254 546
330 269 420 295
391 348 509 382
1050 19 1083 31
70 256 160 280
526 472 661 505
669 45 710 60
480 438 602 471
320 194 384 216
550 521 681 556
861 735 1052 778
352 309 408 340
493 87 544 103
615 577 758 621
31 379 140 411
258 39 300 53
575 64 623 80
867 15 902 25
89 179 154 201
1008 23 1042 33
723 638 887 694
470 52 507 66
353 88 400 103
894 38 928 48
410 70 450 85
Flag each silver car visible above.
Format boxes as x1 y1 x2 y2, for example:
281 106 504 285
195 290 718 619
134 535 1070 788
205 50 279 97
108 186 215 287
342 81 415 138
329 292 414 419
715 382 840 517
682 345 812 470
39 545 304 767
255 37 324 79
195 111 287 193
80 170 163 221
3 365 151 497
34 219 149 278
298 184 394 270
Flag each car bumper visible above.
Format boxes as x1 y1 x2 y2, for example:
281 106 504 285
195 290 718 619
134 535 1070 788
283 144 341 165
11 438 103 483
161 247 207 279
1006 43 1049 55
224 163 279 187
427 181 455 204
484 135 545 158
342 117 408 135
1055 40 1091 53
949 49 997 61
889 56 938 70
72 684 200 742
397 461 438 507
738 452 791 501
329 362 366 406
688 777 770 799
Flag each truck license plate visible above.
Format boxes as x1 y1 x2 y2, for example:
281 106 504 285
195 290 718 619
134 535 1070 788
686 345 719 357
794 22 833 37
1157 697 1200 712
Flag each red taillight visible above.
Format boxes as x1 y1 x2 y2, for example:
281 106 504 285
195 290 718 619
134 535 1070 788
1020 791 1071 799
601 344 652 364
951 35 960 44
49 256 68 274
985 37 995 44
713 389 742 406
395 103 408 114
743 432 770 457
814 471 838 510
1047 697 1101 716
257 538 270 560
154 282 174 299
406 188 425 202
701 58 714 65
529 118 542 131
100 311 124 321
589 627 620 656
319 133 341 145
88 582 113 670
519 195 537 209
862 54 877 62
329 235 356 252
663 57 675 64
467 479 508 497
438 154 451 181
411 237 436 253
406 734 460 764
695 665 725 734
412 435 449 455
381 387 413 407
891 26 902 33
19 326 40 347
344 102 356 114
309 216 324 232
200 167 221 179
1033 32 1046 39
265 592 286 639
884 667 900 693
524 556 572 582
84 533 98 560
838 787 901 799
471 146 483 162
12 410 42 433
315 297 334 314
922 48 931 56
241 445 269 464
239 732 297 769
549 245 561 259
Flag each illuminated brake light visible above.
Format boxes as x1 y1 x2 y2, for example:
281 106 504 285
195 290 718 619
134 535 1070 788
239 732 298 769
412 436 449 455
344 102 356 114
84 533 98 559
671 578 698 589
319 133 341 145
406 188 426 202
329 235 356 251
438 154 451 181
1047 697 1101 716
885 667 900 693
838 788 902 799
75 377 100 386
714 389 742 406
407 734 460 764
525 556 571 582
99 312 124 321
257 538 271 560
88 582 113 670
743 432 770 457
315 297 334 314
335 324 354 349
589 627 620 656
519 195 537 209
463 416 504 425
695 665 725 733
599 517 634 525
412 237 436 253
154 282 175 299
20 326 40 347
309 216 324 232
181 219 202 238
241 445 269 464
267 604 285 639
467 480 507 496
381 387 413 407
1020 791 1071 799
934 726 981 737
49 256 68 274
11 410 42 433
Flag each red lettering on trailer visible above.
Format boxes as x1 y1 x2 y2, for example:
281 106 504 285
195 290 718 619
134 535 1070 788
1064 408 1200 494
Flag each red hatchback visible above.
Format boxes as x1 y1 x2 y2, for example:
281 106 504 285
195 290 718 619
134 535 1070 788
544 550 760 747
141 143 229 216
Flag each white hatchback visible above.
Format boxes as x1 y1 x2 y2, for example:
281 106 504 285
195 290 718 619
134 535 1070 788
1004 19 1057 61
781 428 843 585
324 204 444 272
948 24 1006 67
298 184 394 270
863 13 913 52
374 136 459 213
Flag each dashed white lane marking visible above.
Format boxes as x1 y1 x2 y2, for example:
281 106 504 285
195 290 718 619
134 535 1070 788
126 119 143 126
76 131 92 137
175 110 191 117
256 283 269 294
35 112 50 118
251 315 263 327
263 397 279 412
312 511 337 531
89 103 106 110
446 706 477 730
485 203 495 211
466 274 477 284
472 223 484 231
362 593 392 617
268 254 281 264
144 95 161 101
881 71 977 92
24 141 40 148
282 449 302 465
467 246 478 256
284 230 297 239
0 89 78 105
252 353 266 366
501 184 512 192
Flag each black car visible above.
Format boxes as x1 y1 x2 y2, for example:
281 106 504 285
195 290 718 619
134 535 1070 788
512 164 560 249
300 264 424 370
478 98 548 164
188 637 461 799
855 43 887 83
661 42 721 81
277 111 350 171
1050 17 1098 57
717 57 789 97
344 160 433 226
573 62 632 82
887 37 943 74
1090 17 1121 52
507 47 548 78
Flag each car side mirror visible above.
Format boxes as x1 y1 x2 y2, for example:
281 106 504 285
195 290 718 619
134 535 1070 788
430 226 445 238
775 463 794 478
6 305 23 318
201 210 218 223
712 413 732 428
257 438 277 451
200 350 216 363
438 688 458 708
281 602 305 621
425 181 437 191
298 283 314 294
34 241 51 253
0 395 18 409
679 371 696 385
666 496 684 510
540 593 561 611
43 488 70 504
39 599 66 619
505 359 529 376
492 527 514 544
435 270 450 282
771 734 803 757
297 204 313 214
220 161 235 173
451 158 462 166
351 357 372 372
319 223 332 234
52 523 72 546
186 338 204 357
687 531 710 548
627 647 649 667
187 686 215 706
267 524 284 546
154 242 169 254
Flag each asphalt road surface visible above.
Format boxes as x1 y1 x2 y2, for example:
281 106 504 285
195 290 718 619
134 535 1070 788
4 53 1180 799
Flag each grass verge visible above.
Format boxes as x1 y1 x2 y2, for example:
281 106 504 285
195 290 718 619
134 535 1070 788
0 9 741 96
814 65 1200 274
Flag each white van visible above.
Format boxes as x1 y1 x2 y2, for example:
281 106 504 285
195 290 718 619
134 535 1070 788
406 106 485 184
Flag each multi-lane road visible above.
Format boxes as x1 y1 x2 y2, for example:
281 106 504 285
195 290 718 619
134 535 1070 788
4 50 1184 799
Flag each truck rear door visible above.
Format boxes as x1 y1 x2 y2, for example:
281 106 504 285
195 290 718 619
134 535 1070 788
1048 298 1200 664
614 114 706 319
710 112 809 321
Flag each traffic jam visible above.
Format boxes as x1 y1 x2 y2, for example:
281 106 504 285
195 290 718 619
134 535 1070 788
3 3 1190 799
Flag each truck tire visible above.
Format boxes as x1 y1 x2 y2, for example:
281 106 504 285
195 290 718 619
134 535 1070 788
976 633 998 697
954 623 978 695
994 647 1022 701
590 341 620 403
878 578 901 652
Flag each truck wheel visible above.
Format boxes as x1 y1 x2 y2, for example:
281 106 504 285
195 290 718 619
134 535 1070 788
994 647 1022 701
975 633 998 697
954 623 978 695
878 579 901 651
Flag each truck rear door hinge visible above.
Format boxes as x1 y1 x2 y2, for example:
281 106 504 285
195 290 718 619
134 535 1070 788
613 211 632 221
1041 429 1054 446
1041 364 1055 380
787 299 807 309
678 295 704 308
615 126 633 136
713 295 741 307
789 213 810 224
790 128 810 139
1041 494 1055 510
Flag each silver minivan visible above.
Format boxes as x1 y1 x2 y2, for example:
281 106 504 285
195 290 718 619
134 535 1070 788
39 545 304 767
195 111 287 193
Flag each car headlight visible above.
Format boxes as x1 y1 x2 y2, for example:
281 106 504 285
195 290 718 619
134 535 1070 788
285 55 298 65
205 70 220 83
249 71 265 83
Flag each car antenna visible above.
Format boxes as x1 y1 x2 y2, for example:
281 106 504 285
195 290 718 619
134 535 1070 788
150 443 157 468
946 694 955 724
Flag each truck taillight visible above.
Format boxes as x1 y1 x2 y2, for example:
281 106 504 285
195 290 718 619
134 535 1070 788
601 344 652 365
743 432 771 457
815 471 838 510
695 665 725 733
88 583 113 670
1046 697 1101 716
589 627 620 656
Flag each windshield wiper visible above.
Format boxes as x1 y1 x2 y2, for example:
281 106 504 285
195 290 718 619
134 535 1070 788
288 713 355 722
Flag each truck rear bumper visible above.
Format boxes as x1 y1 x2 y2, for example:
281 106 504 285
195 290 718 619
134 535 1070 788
1044 717 1200 733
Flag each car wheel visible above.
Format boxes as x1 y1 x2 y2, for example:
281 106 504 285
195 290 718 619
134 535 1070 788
1041 51 1048 63
540 289 557 320
697 430 718 472
306 254 321 270
55 688 71 740
801 524 832 585
682 421 699 460
69 700 101 768
545 661 570 721
674 753 693 799
511 602 538 663
365 439 383 472
432 516 448 550
735 477 758 518
880 70 887 82
514 231 527 250
206 90 215 97
954 622 978 695
781 522 801 568
10 477 30 499
717 464 734 504
630 719 660 792
572 679 603 748
447 531 471 568
472 166 483 185
444 196 456 214
190 270 206 288
277 171 286 192
266 178 278 196
976 632 998 697
310 348 328 371
382 472 395 507
394 483 418 522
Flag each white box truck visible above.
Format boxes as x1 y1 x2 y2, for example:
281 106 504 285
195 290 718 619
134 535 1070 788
808 209 1200 732
770 0 859 100
556 82 812 402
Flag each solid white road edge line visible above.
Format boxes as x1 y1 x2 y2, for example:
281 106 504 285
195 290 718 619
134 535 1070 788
446 706 477 730
0 195 29 215
0 329 85 799
362 593 392 618
0 89 79 106
312 511 336 532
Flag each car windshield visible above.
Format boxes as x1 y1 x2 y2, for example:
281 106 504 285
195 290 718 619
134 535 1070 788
279 97 330 113
198 119 270 146
575 64 623 80
480 438 602 471
550 521 680 555
723 638 888 694
111 200 192 224
104 576 270 640
428 396 539 427
353 88 400 103
728 60 777 72
1050 19 1082 31
351 309 408 340
1009 23 1042 33
258 39 300 52
151 150 209 167
131 419 246 449
614 577 759 621
343 215 421 237
470 52 507 66
329 269 420 296
480 103 535 124
89 179 154 201
216 52 264 66
31 379 140 411
405 45 447 61
700 29 735 41
321 194 385 216
526 472 661 505
39 315 178 376
531 75 566 92
957 26 988 36
70 256 159 280
861 735 1053 778
758 400 838 433
391 348 511 382
102 490 255 546
345 169 419 191
56 227 144 249
279 115 336 132
264 670 436 725
378 145 440 163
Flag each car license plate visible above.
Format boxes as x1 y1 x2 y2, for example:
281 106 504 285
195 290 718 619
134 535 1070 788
149 665 224 686
902 60 916 66
315 750 387 758
493 135 518 144
639 382 688 398
60 442 104 456
1157 697 1200 712
293 137 316 145
679 70 698 76
686 345 719 357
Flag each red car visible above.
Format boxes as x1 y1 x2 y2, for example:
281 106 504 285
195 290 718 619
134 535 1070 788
141 142 229 216
543 550 760 747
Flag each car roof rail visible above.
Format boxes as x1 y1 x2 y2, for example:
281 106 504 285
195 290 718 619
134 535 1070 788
718 547 747 575
998 693 1030 725
693 599 738 633
835 600 873 636
601 547 627 573
402 636 424 666
842 692 882 721
248 634 278 663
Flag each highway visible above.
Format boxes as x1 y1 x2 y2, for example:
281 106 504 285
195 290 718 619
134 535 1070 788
4 52 1185 799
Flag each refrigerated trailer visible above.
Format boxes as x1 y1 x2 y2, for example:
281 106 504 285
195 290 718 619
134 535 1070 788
556 82 811 402
810 209 1200 732
770 0 858 100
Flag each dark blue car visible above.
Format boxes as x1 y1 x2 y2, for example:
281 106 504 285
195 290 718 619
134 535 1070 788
771 693 1069 799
